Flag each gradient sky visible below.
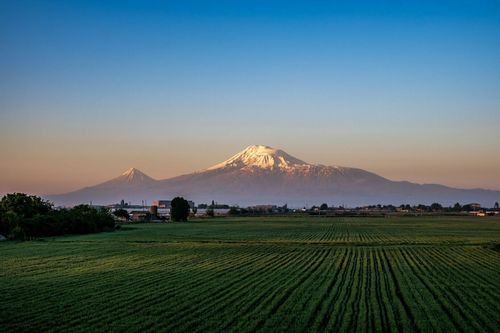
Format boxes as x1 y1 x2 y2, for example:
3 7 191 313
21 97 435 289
1 0 499 195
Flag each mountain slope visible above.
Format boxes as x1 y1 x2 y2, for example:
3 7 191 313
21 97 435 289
47 167 157 206
99 168 156 187
46 145 500 207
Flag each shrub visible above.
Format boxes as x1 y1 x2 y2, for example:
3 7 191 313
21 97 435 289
0 193 115 240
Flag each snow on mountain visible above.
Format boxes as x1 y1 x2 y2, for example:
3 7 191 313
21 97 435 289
207 145 309 171
204 145 386 183
113 167 156 185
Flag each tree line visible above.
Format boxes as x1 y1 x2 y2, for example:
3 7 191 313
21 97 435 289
0 193 115 240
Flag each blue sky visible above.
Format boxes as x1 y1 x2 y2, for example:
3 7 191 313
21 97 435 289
1 0 499 194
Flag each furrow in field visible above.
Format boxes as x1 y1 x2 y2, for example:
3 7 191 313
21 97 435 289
311 248 353 331
434 247 500 305
234 249 328 332
370 248 389 333
391 248 443 332
41 265 196 330
228 248 327 333
326 248 360 330
162 248 305 332
49 247 272 330
211 249 332 331
163 247 313 331
404 248 479 332
12 249 249 325
252 249 333 332
377 248 404 333
87 248 280 330
362 248 372 333
380 248 419 333
303 248 349 331
422 247 499 331
340 247 364 332
452 247 500 281
277 250 343 332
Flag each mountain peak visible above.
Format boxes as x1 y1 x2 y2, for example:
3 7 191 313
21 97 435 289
207 145 309 171
118 167 155 183
122 167 139 176
241 145 278 155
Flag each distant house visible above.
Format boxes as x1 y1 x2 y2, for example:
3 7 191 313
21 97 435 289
468 203 481 210
130 211 148 221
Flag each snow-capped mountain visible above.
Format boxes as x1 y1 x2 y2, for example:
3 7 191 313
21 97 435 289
103 167 156 186
46 145 500 207
205 145 388 182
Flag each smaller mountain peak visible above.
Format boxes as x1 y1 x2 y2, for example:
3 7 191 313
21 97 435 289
118 167 155 183
122 167 139 176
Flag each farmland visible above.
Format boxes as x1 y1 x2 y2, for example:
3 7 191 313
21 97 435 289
1 216 499 332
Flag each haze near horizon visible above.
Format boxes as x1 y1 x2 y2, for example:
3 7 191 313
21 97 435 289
1 1 499 196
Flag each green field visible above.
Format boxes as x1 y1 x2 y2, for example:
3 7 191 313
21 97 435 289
1 216 499 332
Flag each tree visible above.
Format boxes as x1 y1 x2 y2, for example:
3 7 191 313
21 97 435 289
205 199 215 217
170 197 190 222
0 193 52 218
320 203 328 211
495 202 499 209
1 193 53 239
113 209 129 221
228 207 240 216
206 207 215 217
453 202 462 212
462 204 472 212
430 203 443 211
0 194 114 240
0 210 20 237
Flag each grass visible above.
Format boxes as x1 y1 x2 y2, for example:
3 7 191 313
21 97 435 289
1 216 499 332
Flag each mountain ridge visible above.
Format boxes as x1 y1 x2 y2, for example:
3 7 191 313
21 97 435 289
45 145 500 207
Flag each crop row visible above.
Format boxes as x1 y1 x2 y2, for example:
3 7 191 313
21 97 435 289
1 241 499 332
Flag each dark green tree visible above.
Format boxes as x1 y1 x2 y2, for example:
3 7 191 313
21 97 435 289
206 207 215 217
206 200 215 217
113 209 130 221
1 193 53 238
228 207 240 215
495 202 499 209
0 194 114 240
171 197 190 222
0 193 52 218
0 210 20 237
462 204 472 212
453 202 462 212
320 203 328 211
430 203 443 211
